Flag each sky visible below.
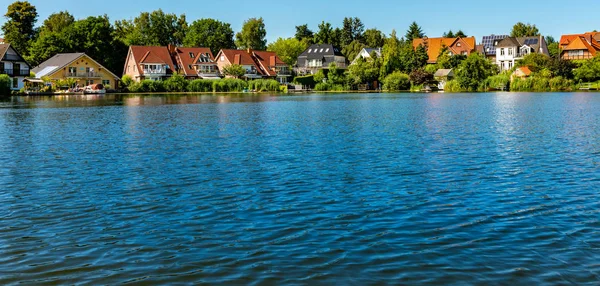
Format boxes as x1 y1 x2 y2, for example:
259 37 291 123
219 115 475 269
1 0 599 42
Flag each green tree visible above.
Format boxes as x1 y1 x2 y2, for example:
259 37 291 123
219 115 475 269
380 30 402 78
342 40 365 62
340 17 365 46
222 64 246 78
443 30 455 38
454 52 498 91
184 18 235 55
455 30 467 38
405 21 425 42
573 55 600 82
383 71 410 91
1 1 38 57
267 37 308 66
235 17 267 50
26 11 74 66
40 11 74 34
295 24 314 44
363 28 386 47
516 53 551 72
510 22 540 37
314 21 334 44
0 74 11 96
115 10 187 46
545 36 559 58
347 55 381 87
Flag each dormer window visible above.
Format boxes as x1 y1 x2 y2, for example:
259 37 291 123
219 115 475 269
457 43 461 47
494 41 498 46
320 48 324 53
325 48 330 52
189 52 195 58
308 49 312 53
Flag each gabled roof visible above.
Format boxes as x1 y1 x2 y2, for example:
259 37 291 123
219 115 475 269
480 35 509 55
129 46 176 76
412 37 476 63
298 44 344 59
560 32 600 56
172 47 214 76
0 44 30 68
363 48 382 57
0 44 10 60
218 49 257 66
252 50 286 76
434 69 454 77
32 53 119 79
514 66 532 77
497 37 543 50
560 32 600 46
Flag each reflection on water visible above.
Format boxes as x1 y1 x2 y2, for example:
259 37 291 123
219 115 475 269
1 92 600 284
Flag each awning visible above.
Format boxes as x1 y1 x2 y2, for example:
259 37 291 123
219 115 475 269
23 78 44 83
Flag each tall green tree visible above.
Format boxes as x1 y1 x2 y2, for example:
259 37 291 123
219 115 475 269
340 17 365 46
574 55 600 82
455 30 467 38
115 10 187 46
267 37 308 66
545 36 560 58
40 11 74 34
235 17 267 50
314 21 334 44
342 40 366 62
510 22 540 37
295 24 314 44
363 28 386 47
1 1 38 57
380 30 402 78
405 21 425 42
184 18 235 55
27 11 75 66
443 30 455 38
455 52 498 91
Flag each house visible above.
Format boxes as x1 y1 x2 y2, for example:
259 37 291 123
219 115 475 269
559 32 600 60
215 49 290 83
123 46 176 81
412 37 476 64
434 69 454 90
496 36 549 71
32 53 119 89
0 44 31 90
169 46 220 79
0 38 5 44
351 47 382 65
295 44 347 75
512 66 532 80
479 35 509 61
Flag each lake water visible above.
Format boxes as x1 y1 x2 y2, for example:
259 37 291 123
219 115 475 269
1 93 600 284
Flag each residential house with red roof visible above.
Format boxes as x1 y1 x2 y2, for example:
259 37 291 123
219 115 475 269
559 32 600 61
123 45 219 82
215 49 290 83
412 37 477 64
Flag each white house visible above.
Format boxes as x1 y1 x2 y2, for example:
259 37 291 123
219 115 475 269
496 36 549 71
0 44 31 90
351 48 382 65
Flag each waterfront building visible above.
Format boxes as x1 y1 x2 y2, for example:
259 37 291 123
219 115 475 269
412 37 477 64
123 45 219 82
295 44 347 75
32 53 119 89
0 44 31 91
495 36 549 71
215 49 290 83
434 69 454 90
351 48 382 65
478 35 509 62
559 32 600 60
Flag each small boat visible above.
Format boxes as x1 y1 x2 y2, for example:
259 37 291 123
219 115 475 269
84 84 106 94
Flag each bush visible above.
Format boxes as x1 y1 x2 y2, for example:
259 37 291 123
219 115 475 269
444 80 462 92
163 74 188 92
383 72 410 91
483 73 511 91
212 78 248 92
121 75 133 87
248 79 280 91
293 75 316 87
409 69 434 85
128 80 165 93
188 79 215 92
0 74 11 96
314 82 345 91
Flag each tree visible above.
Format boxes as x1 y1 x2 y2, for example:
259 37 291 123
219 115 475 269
267 37 308 66
235 17 267 50
340 17 365 46
455 52 498 91
295 24 313 44
443 30 455 38
184 18 235 55
314 21 334 44
455 30 467 38
405 21 425 42
41 11 74 34
573 55 600 82
548 58 575 79
342 40 365 62
380 30 402 78
383 71 410 91
0 74 10 96
347 55 380 87
114 10 187 46
363 28 386 47
545 36 559 58
510 22 540 37
516 53 551 72
1 1 38 57
409 69 434 85
222 64 246 78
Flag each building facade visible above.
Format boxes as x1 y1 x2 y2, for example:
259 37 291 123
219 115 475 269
413 37 476 64
215 49 290 82
559 32 600 61
32 53 119 89
295 44 347 75
496 36 549 71
0 44 31 90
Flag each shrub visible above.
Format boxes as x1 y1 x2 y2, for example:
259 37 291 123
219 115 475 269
163 74 188 92
292 75 316 87
315 82 345 91
483 73 511 91
248 79 280 91
0 74 11 96
121 75 133 87
444 80 462 92
383 72 410 91
409 69 434 85
188 79 215 92
212 78 248 92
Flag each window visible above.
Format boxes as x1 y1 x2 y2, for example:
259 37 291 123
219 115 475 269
462 51 467 55
320 48 324 53
189 52 195 58
220 55 225 61
86 80 94 85
457 43 461 47
494 41 498 46
12 77 18 88
308 49 312 53
188 65 192 69
500 48 505 56
508 48 513 55
102 80 110 86
68 67 76 74
325 48 330 52
508 62 513 69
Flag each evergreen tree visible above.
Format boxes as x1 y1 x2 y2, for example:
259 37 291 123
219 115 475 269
295 24 314 44
405 21 425 42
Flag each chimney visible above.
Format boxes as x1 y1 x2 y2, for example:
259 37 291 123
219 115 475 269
270 56 276 67
234 54 241 65
247 48 252 54
167 44 176 54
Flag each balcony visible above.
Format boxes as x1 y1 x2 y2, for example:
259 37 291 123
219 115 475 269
143 69 167 75
0 69 30 76
197 71 220 77
67 72 100 78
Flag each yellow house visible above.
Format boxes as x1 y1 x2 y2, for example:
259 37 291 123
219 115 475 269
32 53 119 89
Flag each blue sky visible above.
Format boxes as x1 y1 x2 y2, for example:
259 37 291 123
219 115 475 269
2 0 599 42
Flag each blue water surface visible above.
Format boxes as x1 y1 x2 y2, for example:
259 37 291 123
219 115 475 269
0 93 599 284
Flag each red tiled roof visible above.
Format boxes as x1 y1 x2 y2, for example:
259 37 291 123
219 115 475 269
560 32 600 56
519 66 532 76
219 49 257 66
173 47 214 76
251 50 286 76
413 37 476 63
130 46 176 76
